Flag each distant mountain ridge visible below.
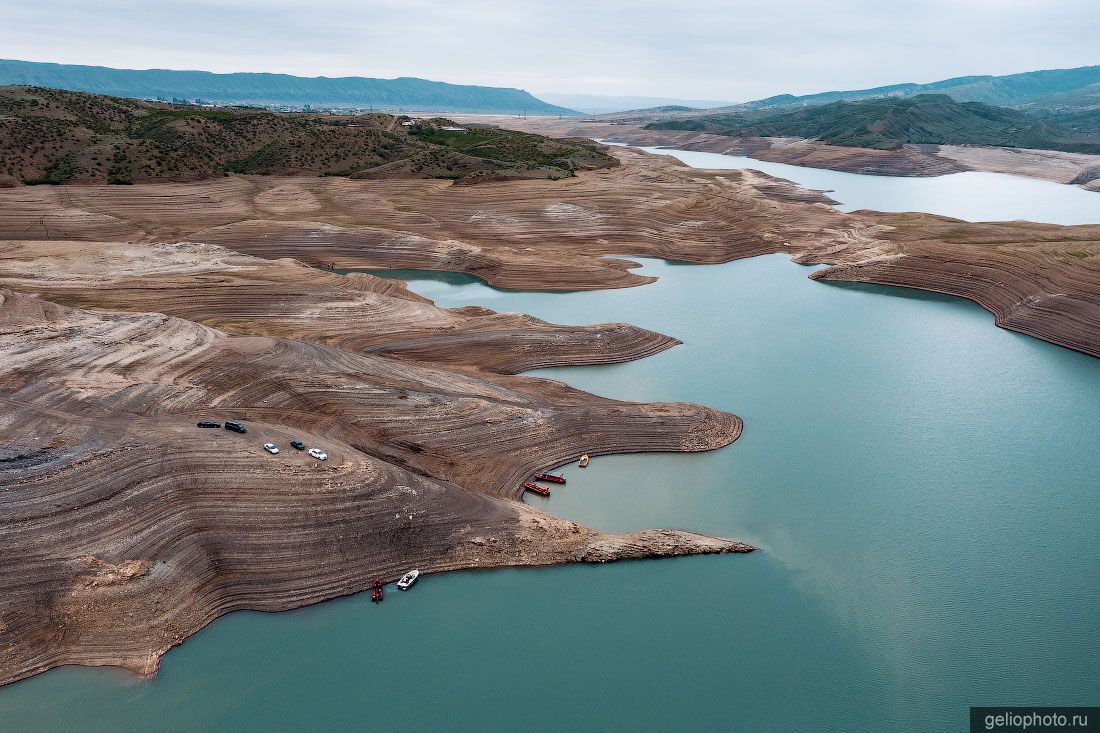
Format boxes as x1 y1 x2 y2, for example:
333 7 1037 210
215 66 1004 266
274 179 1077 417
732 65 1100 113
647 94 1100 155
536 92 734 114
0 59 577 115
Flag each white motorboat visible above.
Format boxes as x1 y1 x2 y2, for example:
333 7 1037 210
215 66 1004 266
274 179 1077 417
396 569 420 590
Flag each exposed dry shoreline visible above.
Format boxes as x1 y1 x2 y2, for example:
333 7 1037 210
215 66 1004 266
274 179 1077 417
2 138 1098 689
3 143 1094 356
0 151 762 688
0 285 748 688
458 115 1100 190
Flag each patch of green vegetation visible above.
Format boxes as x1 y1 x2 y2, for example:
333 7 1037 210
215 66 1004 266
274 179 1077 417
1066 251 1090 259
409 124 613 173
0 87 615 184
223 143 286 173
411 128 494 149
648 94 1100 154
15 152 82 184
132 107 242 131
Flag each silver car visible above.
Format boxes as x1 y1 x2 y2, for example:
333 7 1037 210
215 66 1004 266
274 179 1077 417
308 448 327 460
263 443 279 454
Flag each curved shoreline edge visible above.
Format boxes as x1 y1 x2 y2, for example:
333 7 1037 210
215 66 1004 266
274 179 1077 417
2 135 1096 688
0 277 750 688
470 115 1100 191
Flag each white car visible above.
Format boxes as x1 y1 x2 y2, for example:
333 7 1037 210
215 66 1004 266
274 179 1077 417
308 448 328 460
263 443 279 454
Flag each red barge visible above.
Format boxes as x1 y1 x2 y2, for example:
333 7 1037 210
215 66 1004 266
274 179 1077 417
522 481 550 496
532 472 566 484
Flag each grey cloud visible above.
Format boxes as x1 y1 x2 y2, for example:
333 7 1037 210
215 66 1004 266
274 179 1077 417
0 0 1097 100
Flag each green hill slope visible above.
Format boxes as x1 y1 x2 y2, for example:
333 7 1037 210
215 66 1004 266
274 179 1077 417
0 86 613 185
648 94 1100 153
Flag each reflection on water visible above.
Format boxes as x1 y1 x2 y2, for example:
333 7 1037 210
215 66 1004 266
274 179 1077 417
630 145 1100 225
338 268 488 288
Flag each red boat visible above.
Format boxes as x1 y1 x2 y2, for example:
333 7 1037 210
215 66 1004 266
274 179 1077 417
523 481 550 497
371 577 384 603
532 472 566 484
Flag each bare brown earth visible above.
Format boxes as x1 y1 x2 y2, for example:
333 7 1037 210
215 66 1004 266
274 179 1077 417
0 239 679 374
935 145 1100 191
0 283 748 688
467 115 1100 189
2 139 1099 688
2 143 1095 355
0 149 760 688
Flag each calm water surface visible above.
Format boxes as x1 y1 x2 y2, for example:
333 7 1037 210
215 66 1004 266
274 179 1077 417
629 145 1100 225
2 159 1099 732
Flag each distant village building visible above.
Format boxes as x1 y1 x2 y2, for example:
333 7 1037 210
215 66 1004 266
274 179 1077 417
441 126 467 132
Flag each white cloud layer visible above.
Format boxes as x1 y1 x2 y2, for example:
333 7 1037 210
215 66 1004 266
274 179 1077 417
1 0 1097 101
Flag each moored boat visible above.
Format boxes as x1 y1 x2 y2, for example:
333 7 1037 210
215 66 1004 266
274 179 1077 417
397 569 420 590
578 453 590 468
532 472 566 484
522 481 550 496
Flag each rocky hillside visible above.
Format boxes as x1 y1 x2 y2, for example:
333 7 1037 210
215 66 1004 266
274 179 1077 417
0 86 615 185
647 94 1100 153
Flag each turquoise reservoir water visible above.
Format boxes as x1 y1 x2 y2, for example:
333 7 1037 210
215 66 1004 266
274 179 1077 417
630 145 1100 225
4 255 1097 732
3 152 1099 730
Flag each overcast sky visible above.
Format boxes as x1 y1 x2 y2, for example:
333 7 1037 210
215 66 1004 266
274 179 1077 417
2 0 1098 101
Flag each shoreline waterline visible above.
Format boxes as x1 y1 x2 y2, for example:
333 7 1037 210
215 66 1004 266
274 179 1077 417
3 144 1098 731
5 253 1095 732
601 140 1100 225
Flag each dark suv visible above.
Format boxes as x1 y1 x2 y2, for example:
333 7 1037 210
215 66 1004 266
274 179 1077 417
290 440 305 450
224 421 247 434
197 420 221 428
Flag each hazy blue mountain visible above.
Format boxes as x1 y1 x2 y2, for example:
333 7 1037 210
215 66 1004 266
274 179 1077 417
0 59 577 115
729 65 1100 114
535 92 734 114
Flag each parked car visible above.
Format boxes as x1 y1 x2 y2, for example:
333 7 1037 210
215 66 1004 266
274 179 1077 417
308 448 328 461
197 420 220 428
263 443 279 454
225 421 247 434
290 440 305 450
